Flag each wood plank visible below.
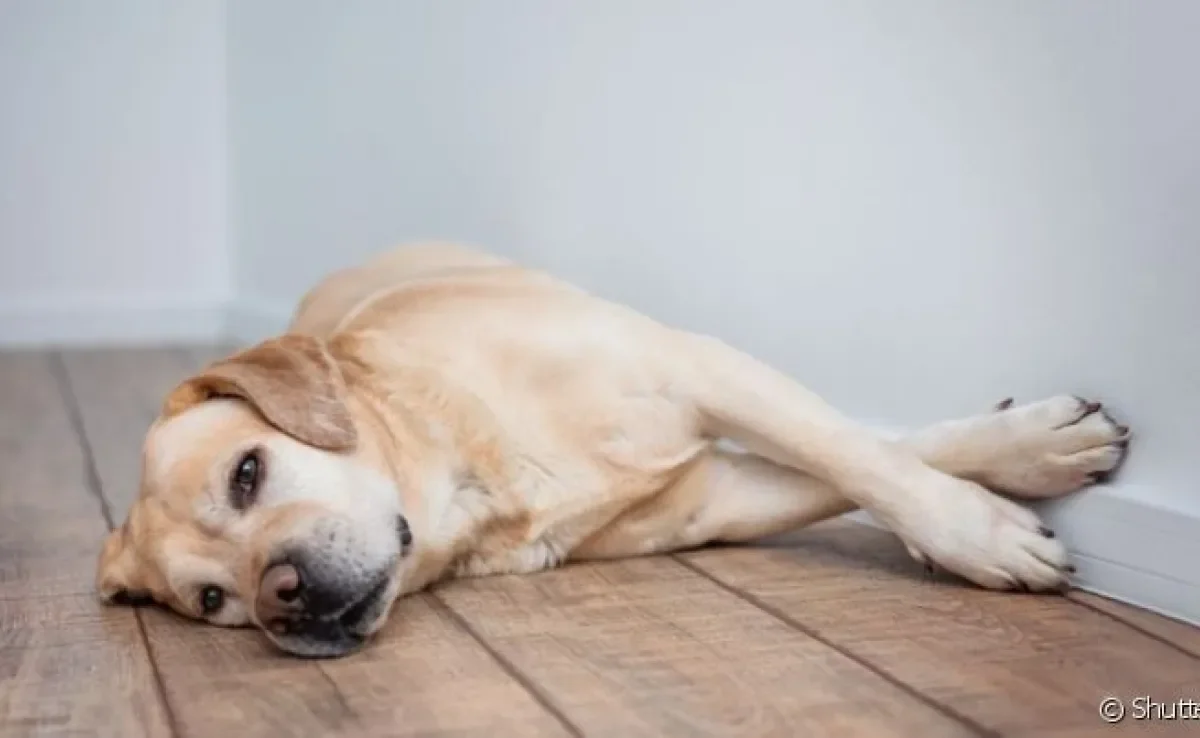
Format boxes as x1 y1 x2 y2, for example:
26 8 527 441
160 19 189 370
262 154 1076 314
435 556 977 737
318 594 571 736
59 348 196 520
136 597 570 737
1069 590 1200 659
62 348 570 738
681 520 1200 737
0 352 172 737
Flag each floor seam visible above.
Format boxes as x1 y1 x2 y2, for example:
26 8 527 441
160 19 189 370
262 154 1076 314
1067 593 1200 660
49 351 184 738
134 612 187 738
427 592 584 738
672 554 999 738
315 664 360 724
48 352 116 530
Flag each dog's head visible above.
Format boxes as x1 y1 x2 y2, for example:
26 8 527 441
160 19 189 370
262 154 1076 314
96 335 411 658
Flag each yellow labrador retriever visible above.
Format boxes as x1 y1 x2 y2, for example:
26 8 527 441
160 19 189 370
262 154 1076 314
96 243 1130 657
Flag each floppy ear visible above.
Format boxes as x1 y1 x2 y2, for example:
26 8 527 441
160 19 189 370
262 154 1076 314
96 526 148 605
162 335 357 451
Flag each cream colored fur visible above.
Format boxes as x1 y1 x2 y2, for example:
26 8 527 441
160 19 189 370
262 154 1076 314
96 243 1131 657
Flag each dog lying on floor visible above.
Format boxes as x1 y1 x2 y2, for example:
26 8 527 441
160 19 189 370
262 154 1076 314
96 243 1131 657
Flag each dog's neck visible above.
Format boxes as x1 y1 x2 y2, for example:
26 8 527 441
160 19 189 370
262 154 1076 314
338 361 512 596
338 390 445 592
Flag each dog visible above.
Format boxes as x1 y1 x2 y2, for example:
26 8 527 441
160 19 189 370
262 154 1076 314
96 243 1130 657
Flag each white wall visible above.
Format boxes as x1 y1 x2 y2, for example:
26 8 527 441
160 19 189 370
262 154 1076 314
0 0 229 345
228 0 1200 514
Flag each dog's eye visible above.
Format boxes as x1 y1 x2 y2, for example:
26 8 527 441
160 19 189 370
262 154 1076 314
230 450 261 509
200 585 225 615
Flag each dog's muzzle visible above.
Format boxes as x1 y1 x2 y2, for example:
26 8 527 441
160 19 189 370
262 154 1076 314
256 557 392 657
255 515 410 657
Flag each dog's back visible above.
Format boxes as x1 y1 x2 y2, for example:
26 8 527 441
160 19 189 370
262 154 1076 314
289 243 514 338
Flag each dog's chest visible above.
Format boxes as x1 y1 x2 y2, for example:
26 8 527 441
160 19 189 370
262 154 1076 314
440 459 619 579
398 334 707 580
442 430 704 580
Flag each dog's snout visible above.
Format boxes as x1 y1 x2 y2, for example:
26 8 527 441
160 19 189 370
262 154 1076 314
254 553 394 657
257 562 302 624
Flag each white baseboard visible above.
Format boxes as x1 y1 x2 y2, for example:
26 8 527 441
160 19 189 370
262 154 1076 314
223 298 292 345
0 295 229 347
1040 490 1200 627
849 422 1200 628
0 294 294 348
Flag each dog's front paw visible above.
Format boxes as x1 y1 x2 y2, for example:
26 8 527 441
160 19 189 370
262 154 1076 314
967 395 1131 499
894 473 1072 592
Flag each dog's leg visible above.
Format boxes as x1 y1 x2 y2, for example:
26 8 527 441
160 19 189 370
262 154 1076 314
672 334 1127 591
574 396 1129 581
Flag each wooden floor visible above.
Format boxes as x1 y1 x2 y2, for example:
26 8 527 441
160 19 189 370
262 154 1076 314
1 347 1198 737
